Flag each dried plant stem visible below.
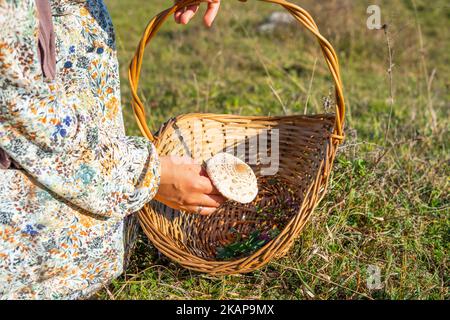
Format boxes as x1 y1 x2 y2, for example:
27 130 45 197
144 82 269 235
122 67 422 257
304 58 318 115
411 0 438 133
382 24 395 143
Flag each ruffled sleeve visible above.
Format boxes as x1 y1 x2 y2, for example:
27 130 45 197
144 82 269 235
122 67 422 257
0 0 160 219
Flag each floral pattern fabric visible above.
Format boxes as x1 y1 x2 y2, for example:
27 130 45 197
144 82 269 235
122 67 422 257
0 0 160 299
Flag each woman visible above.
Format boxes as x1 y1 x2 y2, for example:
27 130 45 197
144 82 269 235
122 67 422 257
0 0 222 299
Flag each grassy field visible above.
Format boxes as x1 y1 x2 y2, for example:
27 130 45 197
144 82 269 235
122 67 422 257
97 0 449 299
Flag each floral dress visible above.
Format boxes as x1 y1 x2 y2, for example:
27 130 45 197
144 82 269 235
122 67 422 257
0 0 160 299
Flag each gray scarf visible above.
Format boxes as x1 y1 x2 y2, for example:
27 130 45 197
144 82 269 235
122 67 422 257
36 0 56 80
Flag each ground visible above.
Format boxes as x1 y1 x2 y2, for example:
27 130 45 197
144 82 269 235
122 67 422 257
97 0 449 299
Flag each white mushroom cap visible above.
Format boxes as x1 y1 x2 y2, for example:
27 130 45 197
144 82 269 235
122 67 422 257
205 152 258 204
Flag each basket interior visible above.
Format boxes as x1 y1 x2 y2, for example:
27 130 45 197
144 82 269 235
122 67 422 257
145 114 336 260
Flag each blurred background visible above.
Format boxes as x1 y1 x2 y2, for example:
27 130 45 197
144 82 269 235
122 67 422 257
98 0 449 299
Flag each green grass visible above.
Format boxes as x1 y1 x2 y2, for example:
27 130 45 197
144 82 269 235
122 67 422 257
97 0 449 300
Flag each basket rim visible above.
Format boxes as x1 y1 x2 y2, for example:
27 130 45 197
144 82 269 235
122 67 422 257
153 112 341 145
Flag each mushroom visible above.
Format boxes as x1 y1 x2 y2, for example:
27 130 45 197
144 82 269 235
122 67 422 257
205 152 258 204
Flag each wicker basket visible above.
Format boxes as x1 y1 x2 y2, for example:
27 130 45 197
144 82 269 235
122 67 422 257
129 0 345 275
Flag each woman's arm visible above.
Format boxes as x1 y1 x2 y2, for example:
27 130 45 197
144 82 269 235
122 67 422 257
0 1 160 219
0 0 225 217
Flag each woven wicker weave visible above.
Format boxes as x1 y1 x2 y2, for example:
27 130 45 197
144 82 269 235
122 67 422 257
129 0 345 275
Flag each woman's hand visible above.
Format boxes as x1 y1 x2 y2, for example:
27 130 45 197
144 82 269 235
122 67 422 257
154 156 227 215
174 0 220 27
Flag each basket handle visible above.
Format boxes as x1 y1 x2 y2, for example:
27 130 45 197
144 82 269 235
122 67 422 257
129 0 346 143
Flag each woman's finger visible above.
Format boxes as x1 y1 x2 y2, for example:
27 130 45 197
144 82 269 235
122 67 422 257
196 206 218 215
174 9 183 24
180 203 218 216
185 194 227 208
204 1 220 27
184 192 226 207
180 5 199 25
201 180 222 195
197 168 222 195
156 195 220 215
196 194 227 207
174 1 186 24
